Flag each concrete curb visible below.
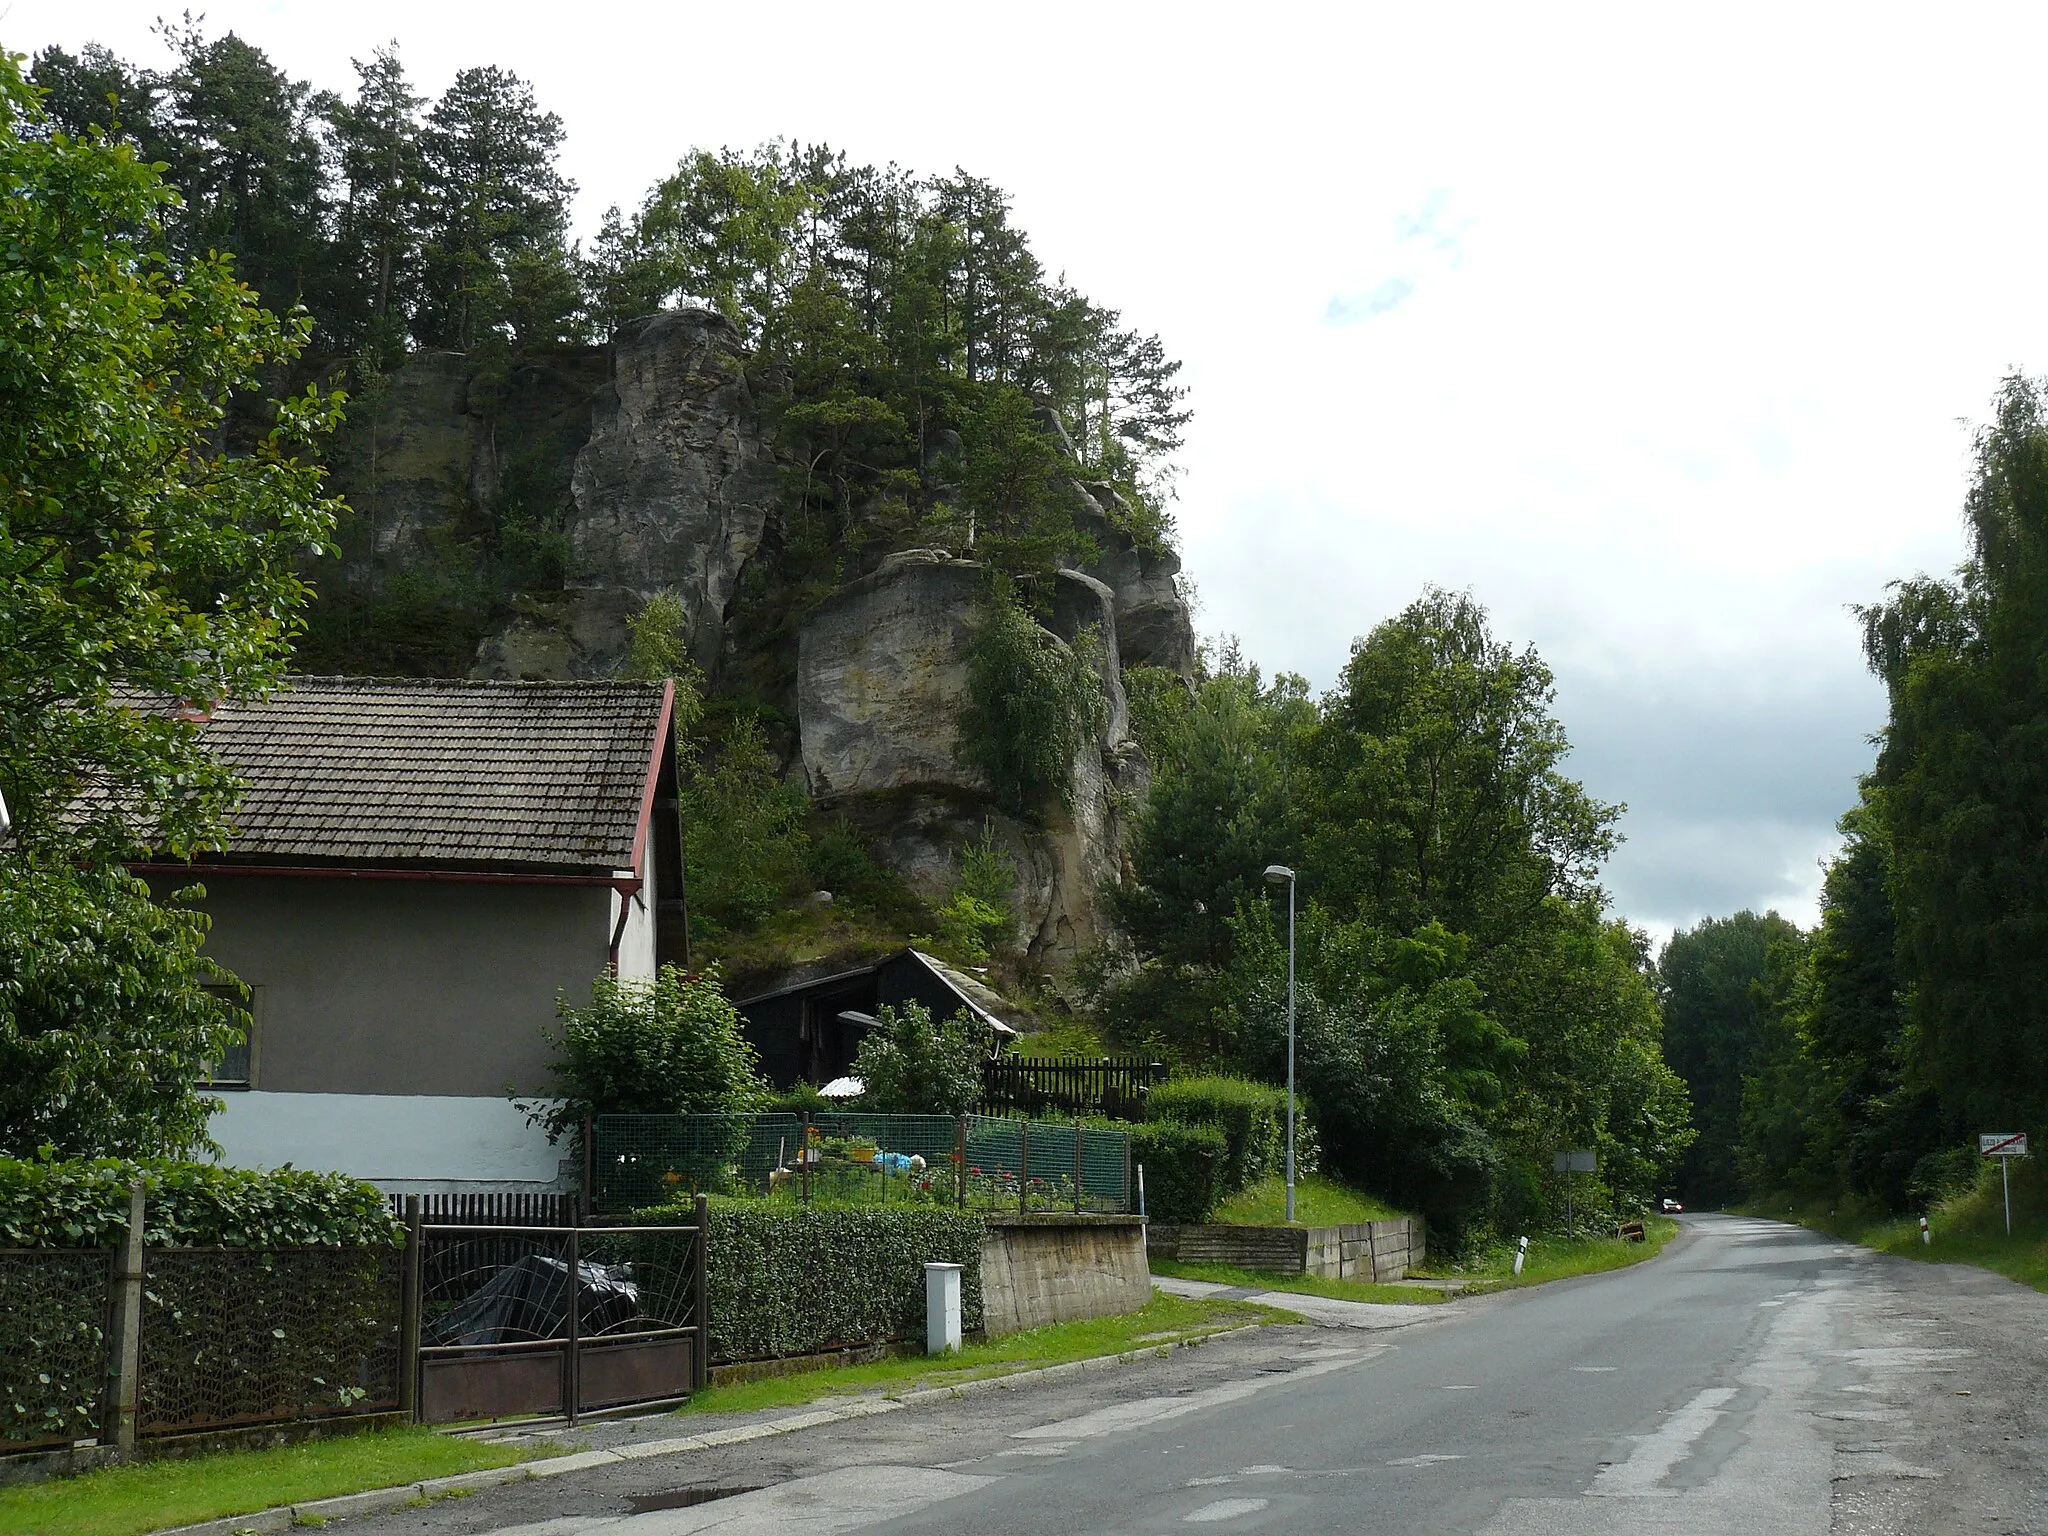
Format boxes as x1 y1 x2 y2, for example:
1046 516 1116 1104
150 1323 1266 1536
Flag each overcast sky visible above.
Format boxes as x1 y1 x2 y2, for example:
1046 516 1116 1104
16 2 2026 941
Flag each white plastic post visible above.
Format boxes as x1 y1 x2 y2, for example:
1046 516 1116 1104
1512 1235 1528 1278
1920 1215 1931 1246
925 1262 963 1354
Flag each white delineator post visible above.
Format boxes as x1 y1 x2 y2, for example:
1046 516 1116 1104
1512 1236 1528 1277
925 1262 963 1354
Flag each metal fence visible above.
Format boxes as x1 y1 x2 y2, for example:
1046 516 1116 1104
139 1247 403 1435
979 1056 1167 1121
590 1112 1132 1215
412 1208 705 1426
1 1240 400 1453
0 1249 112 1450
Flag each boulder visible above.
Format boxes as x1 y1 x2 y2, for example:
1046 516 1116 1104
797 550 988 799
567 309 778 675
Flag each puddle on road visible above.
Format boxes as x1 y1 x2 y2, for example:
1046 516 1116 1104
627 1484 763 1513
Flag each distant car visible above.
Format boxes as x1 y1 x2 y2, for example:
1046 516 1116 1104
1660 1197 1684 1213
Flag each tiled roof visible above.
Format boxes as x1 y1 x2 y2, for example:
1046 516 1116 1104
166 677 670 874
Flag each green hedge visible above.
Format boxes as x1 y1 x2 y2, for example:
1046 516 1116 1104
634 1200 987 1363
1148 1076 1286 1197
0 1158 401 1248
1129 1120 1227 1223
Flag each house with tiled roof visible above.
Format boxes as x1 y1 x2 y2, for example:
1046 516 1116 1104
136 677 684 1193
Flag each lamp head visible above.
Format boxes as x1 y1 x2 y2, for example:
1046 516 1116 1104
1263 864 1295 885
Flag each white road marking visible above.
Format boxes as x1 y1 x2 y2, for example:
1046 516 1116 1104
1443 1383 1479 1389
1238 1463 1289 1474
1572 1366 1617 1372
1388 1453 1466 1467
1185 1497 1270 1521
1590 1386 1738 1496
1012 1354 1364 1442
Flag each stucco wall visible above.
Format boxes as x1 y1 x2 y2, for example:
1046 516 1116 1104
209 1090 568 1189
979 1215 1151 1336
150 873 612 1098
611 856 657 982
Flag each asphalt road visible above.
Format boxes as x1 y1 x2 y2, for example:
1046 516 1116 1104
341 1214 2048 1536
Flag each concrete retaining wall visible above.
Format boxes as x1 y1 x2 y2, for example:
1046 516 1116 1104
979 1214 1151 1337
1146 1217 1425 1282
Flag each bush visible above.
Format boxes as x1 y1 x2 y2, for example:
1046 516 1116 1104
1148 1076 1287 1197
536 963 768 1143
1128 1120 1227 1224
852 1002 987 1116
0 1157 401 1249
633 1200 986 1362
0 864 247 1159
959 595 1107 815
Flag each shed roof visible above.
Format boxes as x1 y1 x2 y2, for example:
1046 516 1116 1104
150 676 672 875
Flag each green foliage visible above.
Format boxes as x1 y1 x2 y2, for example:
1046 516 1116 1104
0 868 246 1160
852 1002 987 1116
1303 588 1620 942
1147 1077 1288 1197
928 824 1017 964
537 964 768 1141
683 719 811 935
1860 373 2048 1134
1107 655 1307 978
1128 1120 1227 1223
635 1200 986 1363
0 52 341 865
0 1157 400 1249
960 595 1108 815
1658 910 1800 1204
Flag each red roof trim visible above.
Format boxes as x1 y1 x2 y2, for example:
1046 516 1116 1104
132 861 641 894
628 678 676 880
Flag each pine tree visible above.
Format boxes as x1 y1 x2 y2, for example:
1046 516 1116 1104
328 44 424 355
416 65 574 349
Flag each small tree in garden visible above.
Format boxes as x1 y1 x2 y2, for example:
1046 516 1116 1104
534 963 768 1141
853 1001 987 1116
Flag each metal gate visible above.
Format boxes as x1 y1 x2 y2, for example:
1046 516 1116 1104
404 1197 707 1426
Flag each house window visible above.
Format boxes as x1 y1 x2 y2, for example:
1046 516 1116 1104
199 984 253 1089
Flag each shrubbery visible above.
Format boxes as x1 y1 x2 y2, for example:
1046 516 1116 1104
535 963 768 1142
853 1002 987 1116
0 1158 400 1248
1147 1076 1288 1197
633 1199 986 1362
1128 1120 1227 1224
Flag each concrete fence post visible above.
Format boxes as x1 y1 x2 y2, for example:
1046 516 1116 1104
103 1179 146 1452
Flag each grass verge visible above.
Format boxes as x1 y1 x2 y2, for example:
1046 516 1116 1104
1416 1216 1681 1294
1210 1174 1403 1227
1147 1258 1446 1306
1749 1158 2048 1293
0 1426 547 1536
677 1291 1273 1417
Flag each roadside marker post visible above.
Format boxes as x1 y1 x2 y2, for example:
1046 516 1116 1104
1512 1236 1528 1277
1919 1214 1930 1245
1979 1133 2029 1236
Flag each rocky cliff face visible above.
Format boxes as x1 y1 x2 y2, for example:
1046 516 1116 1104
328 307 1194 969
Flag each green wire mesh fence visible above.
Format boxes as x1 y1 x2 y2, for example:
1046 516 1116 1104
590 1113 1132 1215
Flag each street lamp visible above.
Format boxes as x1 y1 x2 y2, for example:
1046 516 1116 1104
1263 864 1297 1225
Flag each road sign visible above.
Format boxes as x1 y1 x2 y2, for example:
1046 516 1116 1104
1553 1150 1597 1173
1979 1133 2029 1236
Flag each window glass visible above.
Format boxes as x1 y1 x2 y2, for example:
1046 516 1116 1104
199 983 252 1088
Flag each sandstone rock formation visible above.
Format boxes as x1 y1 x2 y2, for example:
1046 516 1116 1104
329 306 1195 972
566 311 777 675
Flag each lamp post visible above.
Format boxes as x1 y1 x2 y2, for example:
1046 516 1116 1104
1263 864 1297 1225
